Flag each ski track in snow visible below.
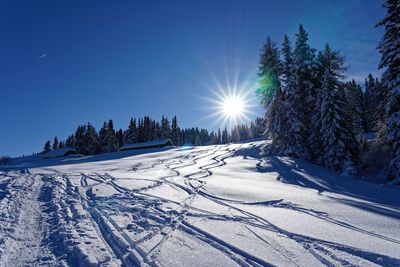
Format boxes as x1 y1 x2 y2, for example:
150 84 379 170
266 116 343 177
0 142 399 266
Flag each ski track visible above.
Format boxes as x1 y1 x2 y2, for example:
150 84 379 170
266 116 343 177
0 143 399 266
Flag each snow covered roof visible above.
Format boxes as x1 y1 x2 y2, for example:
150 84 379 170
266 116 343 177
42 147 78 158
120 139 174 151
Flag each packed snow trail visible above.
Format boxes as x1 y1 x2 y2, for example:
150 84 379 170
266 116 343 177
0 173 56 266
1 141 400 266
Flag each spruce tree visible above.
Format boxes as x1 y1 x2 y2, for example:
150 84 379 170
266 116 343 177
52 136 59 150
171 116 180 146
317 45 359 175
364 74 378 131
161 116 171 140
116 129 124 148
280 34 310 159
377 0 400 182
74 125 86 154
217 128 222 144
43 140 51 154
257 36 282 107
294 24 316 153
124 118 137 144
345 80 364 142
374 78 389 141
65 134 75 148
257 37 287 155
58 141 65 148
221 127 229 144
82 123 100 155
99 120 118 153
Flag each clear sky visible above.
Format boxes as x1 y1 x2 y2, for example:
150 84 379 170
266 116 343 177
0 0 385 156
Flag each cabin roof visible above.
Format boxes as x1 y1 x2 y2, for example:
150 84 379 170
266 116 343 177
120 139 173 150
42 147 77 158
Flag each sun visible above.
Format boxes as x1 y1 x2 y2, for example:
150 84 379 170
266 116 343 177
221 95 245 118
202 87 255 127
197 68 259 128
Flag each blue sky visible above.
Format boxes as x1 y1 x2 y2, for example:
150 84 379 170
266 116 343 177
0 0 385 156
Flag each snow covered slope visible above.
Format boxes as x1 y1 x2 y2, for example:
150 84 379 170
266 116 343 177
0 141 399 266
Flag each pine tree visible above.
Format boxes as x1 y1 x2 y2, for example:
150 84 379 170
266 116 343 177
374 78 389 141
257 36 282 107
294 24 316 153
217 128 222 144
345 80 364 142
116 129 124 148
43 140 51 154
124 118 137 144
171 116 180 145
154 122 161 140
317 45 360 175
161 116 171 140
82 123 100 155
143 116 152 142
58 141 65 148
280 34 310 159
257 36 287 155
221 127 229 144
99 120 118 153
52 136 59 150
364 74 378 131
250 117 265 137
137 118 144 142
74 125 86 154
377 0 400 182
65 134 75 148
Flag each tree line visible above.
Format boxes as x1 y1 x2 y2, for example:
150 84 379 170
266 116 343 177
42 116 265 155
258 0 399 182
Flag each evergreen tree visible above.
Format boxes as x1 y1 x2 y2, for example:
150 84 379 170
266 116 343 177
345 80 364 142
280 34 310 159
65 134 75 148
154 122 161 140
58 140 65 148
43 140 51 154
82 123 100 155
161 116 171 140
377 0 400 182
143 116 152 142
116 129 124 148
99 120 118 153
124 118 137 144
194 135 202 146
171 116 180 145
250 117 265 137
137 118 144 142
374 78 389 141
221 127 229 144
294 24 316 154
74 125 86 154
52 136 59 150
317 45 359 175
257 36 282 107
257 37 287 155
364 74 378 131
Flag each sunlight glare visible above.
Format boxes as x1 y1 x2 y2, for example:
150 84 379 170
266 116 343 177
222 96 245 118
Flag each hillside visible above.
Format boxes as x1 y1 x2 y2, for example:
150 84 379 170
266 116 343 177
0 141 399 266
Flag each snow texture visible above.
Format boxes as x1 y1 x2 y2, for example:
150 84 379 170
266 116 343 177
0 141 399 266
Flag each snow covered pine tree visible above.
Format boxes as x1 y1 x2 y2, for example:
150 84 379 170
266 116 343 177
317 45 360 175
377 0 400 182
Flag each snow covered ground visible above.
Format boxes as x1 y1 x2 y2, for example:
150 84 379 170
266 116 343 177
0 141 399 266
